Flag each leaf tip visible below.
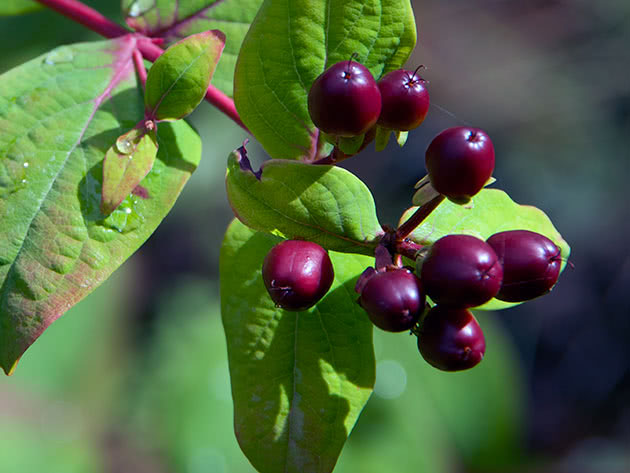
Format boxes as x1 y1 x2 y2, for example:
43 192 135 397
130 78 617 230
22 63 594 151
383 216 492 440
233 140 262 180
2 357 20 376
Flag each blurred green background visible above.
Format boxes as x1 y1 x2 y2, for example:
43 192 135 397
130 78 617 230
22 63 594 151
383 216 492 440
1 1 629 472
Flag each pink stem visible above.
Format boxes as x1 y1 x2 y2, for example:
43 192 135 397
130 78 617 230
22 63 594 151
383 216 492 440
395 239 424 261
34 0 129 38
35 0 249 133
132 49 147 88
137 40 249 133
395 194 445 241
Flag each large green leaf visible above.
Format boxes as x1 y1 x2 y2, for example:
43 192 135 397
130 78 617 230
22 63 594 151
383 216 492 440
145 30 225 121
0 38 201 374
234 0 417 160
399 188 571 310
123 0 264 97
0 0 42 16
225 146 382 254
220 219 375 473
337 311 525 473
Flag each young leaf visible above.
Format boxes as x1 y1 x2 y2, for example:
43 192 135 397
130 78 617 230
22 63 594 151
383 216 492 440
101 124 158 215
0 38 202 374
225 146 382 254
234 0 417 160
220 219 375 473
399 188 571 310
123 0 264 97
0 0 42 16
145 30 225 121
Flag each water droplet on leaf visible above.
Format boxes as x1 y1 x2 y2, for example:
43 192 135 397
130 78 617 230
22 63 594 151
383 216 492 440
44 46 74 66
116 139 134 155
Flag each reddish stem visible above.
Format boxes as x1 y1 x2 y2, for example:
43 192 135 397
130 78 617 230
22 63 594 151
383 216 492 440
34 0 249 133
395 194 445 240
395 239 424 261
34 0 129 38
136 40 249 133
132 49 147 88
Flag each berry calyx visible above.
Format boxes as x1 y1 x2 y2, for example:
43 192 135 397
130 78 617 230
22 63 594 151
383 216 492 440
420 234 503 308
425 127 495 204
357 268 426 332
262 240 334 311
417 306 485 371
486 230 562 302
307 58 382 137
377 68 430 131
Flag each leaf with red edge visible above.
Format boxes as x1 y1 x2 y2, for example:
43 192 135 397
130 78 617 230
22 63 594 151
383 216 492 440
123 0 264 97
101 124 158 215
0 38 201 374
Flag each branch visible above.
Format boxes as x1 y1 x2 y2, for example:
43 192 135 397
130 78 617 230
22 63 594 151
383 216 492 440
35 0 249 133
34 0 129 38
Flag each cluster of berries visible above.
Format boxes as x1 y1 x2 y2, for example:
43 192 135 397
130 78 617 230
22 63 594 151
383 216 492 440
262 227 561 372
260 58 564 372
357 229 561 371
308 57 430 136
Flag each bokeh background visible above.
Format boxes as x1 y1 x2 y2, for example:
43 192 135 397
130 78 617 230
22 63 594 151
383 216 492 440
1 1 629 472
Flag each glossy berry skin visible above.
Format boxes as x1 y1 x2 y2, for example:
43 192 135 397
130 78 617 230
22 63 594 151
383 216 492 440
421 234 503 308
425 127 495 204
417 306 486 371
358 268 425 332
308 60 381 137
377 69 430 131
262 240 334 311
486 230 561 302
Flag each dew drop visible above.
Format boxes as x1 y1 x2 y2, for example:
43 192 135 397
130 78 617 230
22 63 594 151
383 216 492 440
116 139 133 155
44 46 74 66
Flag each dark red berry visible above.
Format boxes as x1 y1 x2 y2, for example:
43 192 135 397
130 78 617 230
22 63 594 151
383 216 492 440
417 306 485 371
358 268 425 332
425 127 495 204
486 230 561 302
307 59 382 137
420 234 503 308
377 69 430 131
262 240 334 311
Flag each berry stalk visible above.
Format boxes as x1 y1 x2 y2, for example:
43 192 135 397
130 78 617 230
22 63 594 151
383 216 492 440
395 194 445 240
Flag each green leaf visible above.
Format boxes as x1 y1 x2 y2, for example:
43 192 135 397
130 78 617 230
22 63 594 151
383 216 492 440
145 30 225 121
225 146 382 254
0 0 42 16
101 125 158 214
234 0 417 160
123 0 264 97
220 219 375 473
337 311 525 472
395 130 408 147
374 126 391 152
0 38 201 374
399 188 571 310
